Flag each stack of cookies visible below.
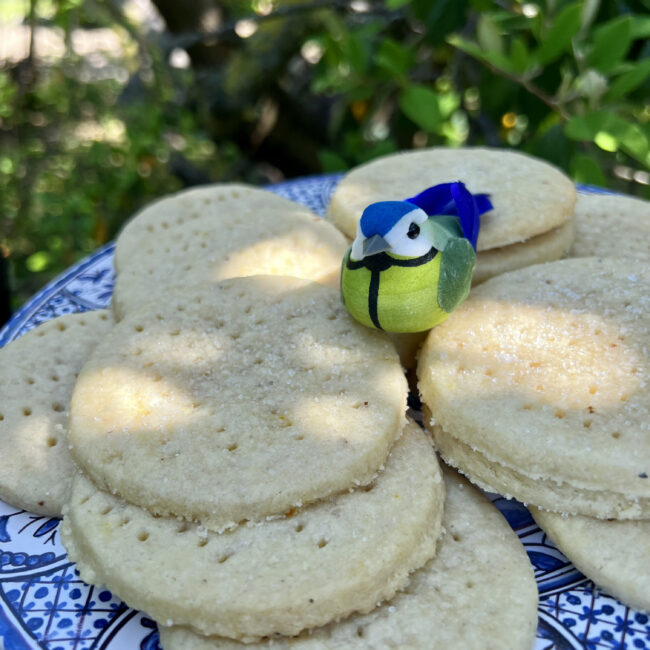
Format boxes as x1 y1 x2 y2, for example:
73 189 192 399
0 178 541 648
327 147 577 284
417 256 650 612
59 273 538 648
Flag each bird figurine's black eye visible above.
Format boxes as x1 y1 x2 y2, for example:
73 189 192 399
407 222 420 239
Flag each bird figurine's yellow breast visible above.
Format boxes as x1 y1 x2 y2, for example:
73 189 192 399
341 249 446 332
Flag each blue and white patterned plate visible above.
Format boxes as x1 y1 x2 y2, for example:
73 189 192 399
0 176 648 650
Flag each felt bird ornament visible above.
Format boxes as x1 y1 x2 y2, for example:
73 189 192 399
340 182 493 333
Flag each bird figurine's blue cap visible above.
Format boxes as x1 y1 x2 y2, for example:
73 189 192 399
360 201 420 238
341 181 493 333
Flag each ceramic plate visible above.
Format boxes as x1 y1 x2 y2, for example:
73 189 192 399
0 176 648 650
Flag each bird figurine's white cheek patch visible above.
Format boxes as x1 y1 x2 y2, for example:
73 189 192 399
383 210 432 258
340 182 493 334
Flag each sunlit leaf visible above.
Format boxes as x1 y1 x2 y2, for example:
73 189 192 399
26 251 51 273
566 111 650 165
477 14 503 55
580 0 600 34
447 34 514 73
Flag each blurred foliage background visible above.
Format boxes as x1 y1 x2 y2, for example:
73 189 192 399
1 0 649 323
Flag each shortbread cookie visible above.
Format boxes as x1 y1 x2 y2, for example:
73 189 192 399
418 257 650 519
473 219 574 284
113 184 332 273
69 276 407 531
327 147 576 250
569 192 650 260
533 508 650 612
157 469 539 650
0 310 113 516
111 184 348 320
431 424 647 518
61 423 444 640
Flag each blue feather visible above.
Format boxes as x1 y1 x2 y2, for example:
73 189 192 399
406 182 493 250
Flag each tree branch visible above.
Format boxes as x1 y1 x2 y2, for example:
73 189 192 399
458 50 570 121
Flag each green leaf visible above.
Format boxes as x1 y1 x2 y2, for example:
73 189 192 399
565 111 650 165
343 33 367 76
26 251 51 273
629 15 650 40
565 112 608 140
580 0 600 34
570 153 606 186
399 84 442 132
375 38 413 79
386 0 411 8
533 2 582 65
603 59 650 102
509 37 529 74
588 16 632 73
447 34 514 73
477 14 503 55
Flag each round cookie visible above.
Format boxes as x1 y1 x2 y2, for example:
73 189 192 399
431 423 647 518
61 423 444 640
0 310 113 516
532 508 650 612
418 257 650 519
111 184 348 320
473 219 574 285
327 147 576 251
157 468 539 650
569 192 650 261
113 184 330 273
69 276 408 531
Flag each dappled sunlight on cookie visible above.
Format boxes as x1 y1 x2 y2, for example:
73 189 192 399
69 276 408 532
418 258 650 518
430 298 642 411
111 187 348 321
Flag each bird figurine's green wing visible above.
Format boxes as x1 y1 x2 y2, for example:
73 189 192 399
438 236 476 313
421 215 476 314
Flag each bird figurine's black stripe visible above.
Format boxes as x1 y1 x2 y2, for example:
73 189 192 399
346 247 437 272
368 270 382 329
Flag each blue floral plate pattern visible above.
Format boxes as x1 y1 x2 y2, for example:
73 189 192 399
0 176 648 650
